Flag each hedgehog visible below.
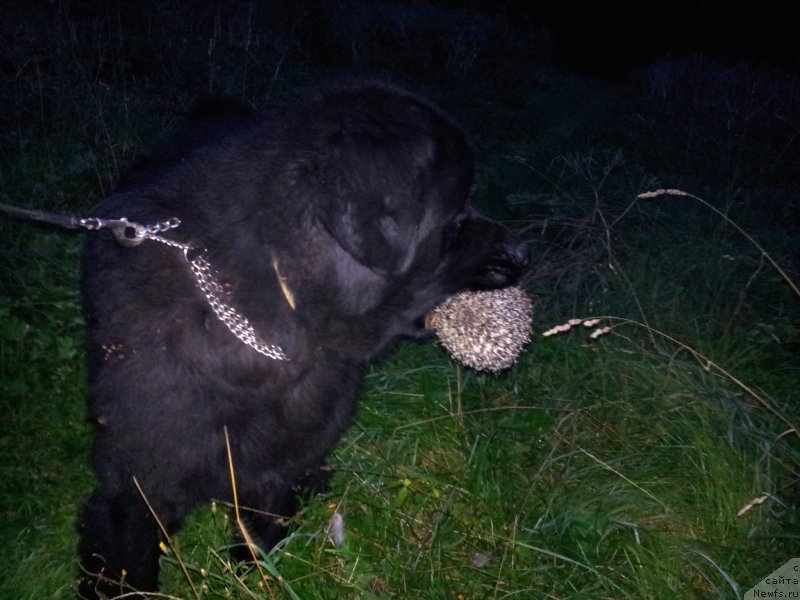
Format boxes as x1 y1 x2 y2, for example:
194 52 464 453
425 287 533 373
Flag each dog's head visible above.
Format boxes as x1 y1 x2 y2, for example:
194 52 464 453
275 81 529 321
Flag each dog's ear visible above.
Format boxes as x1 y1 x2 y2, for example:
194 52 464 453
313 133 470 276
286 80 474 276
317 190 420 276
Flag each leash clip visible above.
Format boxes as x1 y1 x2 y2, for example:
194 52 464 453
110 218 147 247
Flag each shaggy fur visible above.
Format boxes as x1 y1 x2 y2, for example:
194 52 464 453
77 80 528 598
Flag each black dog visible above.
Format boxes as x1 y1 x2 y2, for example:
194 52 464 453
77 79 528 598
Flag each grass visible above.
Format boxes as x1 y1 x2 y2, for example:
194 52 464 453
0 229 91 598
146 320 797 599
2 6 799 599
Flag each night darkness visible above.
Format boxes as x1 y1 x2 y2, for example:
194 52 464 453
3 1 799 85
464 0 800 75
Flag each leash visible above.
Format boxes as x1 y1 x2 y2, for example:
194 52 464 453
0 201 289 361
0 200 147 247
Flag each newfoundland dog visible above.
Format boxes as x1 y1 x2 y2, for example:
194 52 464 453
77 79 529 598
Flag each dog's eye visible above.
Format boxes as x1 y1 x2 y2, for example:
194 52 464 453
441 217 466 251
451 215 470 236
444 221 459 239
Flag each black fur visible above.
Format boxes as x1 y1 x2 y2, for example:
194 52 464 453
77 80 528 598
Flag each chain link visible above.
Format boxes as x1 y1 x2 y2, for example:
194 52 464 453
135 218 290 361
188 253 289 360
0 203 288 360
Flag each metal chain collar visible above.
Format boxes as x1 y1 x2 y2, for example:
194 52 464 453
135 218 289 361
0 201 289 361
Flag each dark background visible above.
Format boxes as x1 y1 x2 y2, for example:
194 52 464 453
4 1 797 77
